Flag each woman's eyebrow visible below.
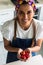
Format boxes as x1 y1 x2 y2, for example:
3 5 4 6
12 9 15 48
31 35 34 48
27 10 32 13
19 10 24 13
19 10 32 14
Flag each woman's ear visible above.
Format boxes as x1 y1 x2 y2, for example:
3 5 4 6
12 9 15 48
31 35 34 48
33 11 35 15
33 11 35 18
16 10 19 18
34 9 37 15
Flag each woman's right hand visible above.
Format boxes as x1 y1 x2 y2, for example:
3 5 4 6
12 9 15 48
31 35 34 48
17 48 23 60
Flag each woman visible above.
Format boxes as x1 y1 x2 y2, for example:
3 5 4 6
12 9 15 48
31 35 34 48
1 0 43 63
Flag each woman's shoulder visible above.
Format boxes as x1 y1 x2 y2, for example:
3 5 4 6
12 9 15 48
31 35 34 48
33 18 43 35
1 19 15 41
33 18 43 27
2 19 14 30
33 19 43 40
33 18 43 24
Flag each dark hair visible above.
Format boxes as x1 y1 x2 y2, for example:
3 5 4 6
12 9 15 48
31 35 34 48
11 0 17 5
11 0 29 5
21 1 28 5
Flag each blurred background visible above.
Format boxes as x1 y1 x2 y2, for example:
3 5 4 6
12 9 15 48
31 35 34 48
0 0 43 65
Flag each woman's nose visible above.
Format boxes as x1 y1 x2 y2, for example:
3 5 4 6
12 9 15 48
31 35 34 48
24 14 28 19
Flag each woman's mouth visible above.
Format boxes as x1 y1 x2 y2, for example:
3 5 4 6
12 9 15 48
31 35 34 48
23 19 28 22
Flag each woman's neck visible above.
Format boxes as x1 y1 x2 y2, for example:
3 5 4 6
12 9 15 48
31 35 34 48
18 20 32 30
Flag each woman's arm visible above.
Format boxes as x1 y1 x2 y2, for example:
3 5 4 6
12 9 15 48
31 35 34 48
3 38 24 60
3 38 19 52
28 39 43 52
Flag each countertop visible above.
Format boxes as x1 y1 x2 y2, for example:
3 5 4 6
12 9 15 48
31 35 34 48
4 55 43 65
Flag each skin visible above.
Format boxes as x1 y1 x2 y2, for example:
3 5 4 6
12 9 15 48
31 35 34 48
3 4 43 61
17 4 34 30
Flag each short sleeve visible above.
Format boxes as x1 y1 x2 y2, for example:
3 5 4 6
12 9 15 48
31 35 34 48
36 22 43 41
1 20 14 41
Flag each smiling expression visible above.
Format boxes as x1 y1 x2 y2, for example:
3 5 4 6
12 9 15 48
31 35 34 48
17 4 34 30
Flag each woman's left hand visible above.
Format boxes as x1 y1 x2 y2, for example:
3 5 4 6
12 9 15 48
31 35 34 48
24 48 32 61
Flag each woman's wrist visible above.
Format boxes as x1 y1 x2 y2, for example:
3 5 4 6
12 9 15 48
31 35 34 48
15 48 20 52
27 48 32 52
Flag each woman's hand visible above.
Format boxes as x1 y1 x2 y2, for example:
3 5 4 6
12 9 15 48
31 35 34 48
24 48 32 61
17 48 23 60
17 48 32 61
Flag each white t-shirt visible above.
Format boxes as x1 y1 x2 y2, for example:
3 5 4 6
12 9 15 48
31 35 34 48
1 18 43 42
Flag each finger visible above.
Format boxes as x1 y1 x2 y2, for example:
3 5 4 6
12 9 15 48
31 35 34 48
20 58 26 62
17 53 21 59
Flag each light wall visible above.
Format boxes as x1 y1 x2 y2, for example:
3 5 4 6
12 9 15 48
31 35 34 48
0 0 12 4
38 0 43 3
0 0 43 3
0 0 10 2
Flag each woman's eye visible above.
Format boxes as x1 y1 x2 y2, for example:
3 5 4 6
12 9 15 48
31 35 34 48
27 11 32 14
19 11 24 15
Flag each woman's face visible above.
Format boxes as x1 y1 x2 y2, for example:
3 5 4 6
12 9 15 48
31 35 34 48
17 4 34 28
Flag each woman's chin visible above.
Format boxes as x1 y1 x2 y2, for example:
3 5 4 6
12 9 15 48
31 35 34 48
22 21 28 24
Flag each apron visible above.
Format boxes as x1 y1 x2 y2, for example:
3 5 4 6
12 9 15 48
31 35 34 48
6 38 36 63
6 19 37 63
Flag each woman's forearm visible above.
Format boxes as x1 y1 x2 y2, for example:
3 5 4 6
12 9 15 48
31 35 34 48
28 39 43 52
28 46 41 52
3 38 19 52
4 45 19 52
